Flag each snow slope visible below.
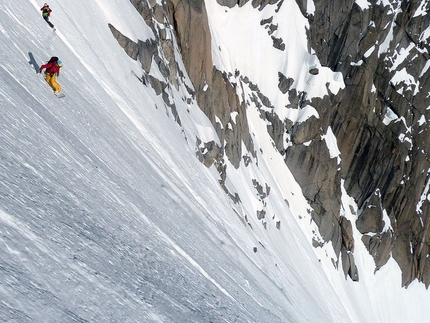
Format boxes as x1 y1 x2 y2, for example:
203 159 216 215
0 0 429 322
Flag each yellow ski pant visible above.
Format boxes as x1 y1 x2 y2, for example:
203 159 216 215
45 73 61 92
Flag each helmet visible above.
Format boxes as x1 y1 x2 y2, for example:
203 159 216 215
57 60 63 67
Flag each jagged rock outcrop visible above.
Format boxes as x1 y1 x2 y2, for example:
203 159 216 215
166 0 255 169
285 135 343 255
196 139 223 168
356 191 385 234
109 1 186 123
217 0 279 10
108 24 139 59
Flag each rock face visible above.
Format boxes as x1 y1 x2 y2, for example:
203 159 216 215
303 0 430 287
111 0 430 288
166 0 255 170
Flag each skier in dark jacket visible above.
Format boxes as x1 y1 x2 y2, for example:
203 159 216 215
40 3 54 29
39 57 63 94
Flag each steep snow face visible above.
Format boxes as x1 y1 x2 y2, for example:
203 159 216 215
0 0 430 322
206 0 344 121
1 1 349 322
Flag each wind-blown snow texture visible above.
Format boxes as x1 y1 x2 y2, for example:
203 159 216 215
0 0 429 322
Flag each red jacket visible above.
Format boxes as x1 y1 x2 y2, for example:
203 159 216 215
41 5 52 17
40 62 61 75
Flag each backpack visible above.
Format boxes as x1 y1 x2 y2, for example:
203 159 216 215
42 8 51 18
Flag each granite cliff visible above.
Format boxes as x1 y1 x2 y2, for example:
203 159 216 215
109 0 430 287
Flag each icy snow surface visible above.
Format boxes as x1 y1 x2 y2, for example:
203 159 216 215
0 0 429 322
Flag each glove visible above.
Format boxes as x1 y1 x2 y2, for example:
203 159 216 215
37 69 42 74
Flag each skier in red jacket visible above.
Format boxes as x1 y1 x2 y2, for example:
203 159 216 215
39 57 63 94
40 3 54 29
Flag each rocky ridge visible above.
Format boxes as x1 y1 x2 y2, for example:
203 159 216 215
109 0 430 287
